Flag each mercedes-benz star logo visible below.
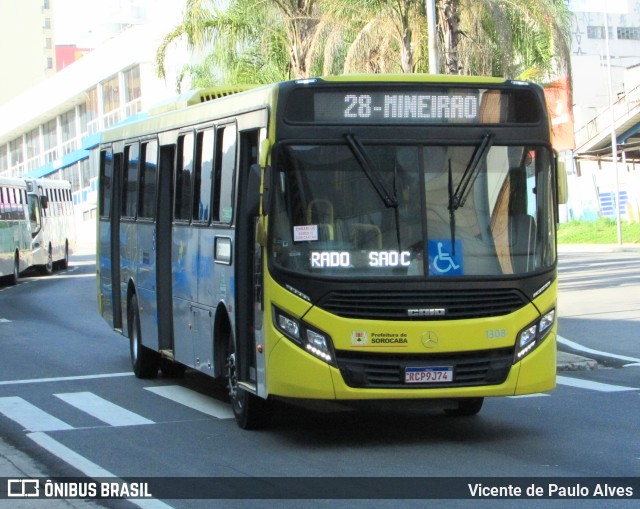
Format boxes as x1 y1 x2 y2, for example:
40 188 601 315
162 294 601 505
421 331 439 348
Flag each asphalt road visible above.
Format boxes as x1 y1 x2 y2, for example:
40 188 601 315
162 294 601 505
0 248 638 509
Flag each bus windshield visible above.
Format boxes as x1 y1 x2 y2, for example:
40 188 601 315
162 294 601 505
270 142 556 278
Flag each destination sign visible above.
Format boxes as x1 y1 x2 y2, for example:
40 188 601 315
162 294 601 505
317 92 479 123
284 85 543 125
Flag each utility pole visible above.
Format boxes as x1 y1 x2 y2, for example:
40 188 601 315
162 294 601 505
426 0 439 74
603 6 623 244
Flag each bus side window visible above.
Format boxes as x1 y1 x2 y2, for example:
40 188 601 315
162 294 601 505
99 149 114 218
122 143 139 219
138 140 158 220
214 124 237 223
175 132 195 222
194 129 214 222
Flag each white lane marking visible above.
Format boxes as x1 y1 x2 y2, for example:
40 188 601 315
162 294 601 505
558 335 640 364
144 385 234 419
0 396 73 431
0 318 10 322
557 376 638 392
508 394 550 398
28 432 175 509
0 372 134 386
55 392 154 427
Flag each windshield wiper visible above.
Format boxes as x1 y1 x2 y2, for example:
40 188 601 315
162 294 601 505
345 134 398 208
345 133 402 250
447 132 494 255
449 132 494 211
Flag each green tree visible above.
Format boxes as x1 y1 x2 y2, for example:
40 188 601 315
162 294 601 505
323 0 428 74
156 0 573 89
437 0 573 79
156 0 326 89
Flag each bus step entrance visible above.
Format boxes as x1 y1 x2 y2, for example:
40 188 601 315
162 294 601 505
159 349 175 360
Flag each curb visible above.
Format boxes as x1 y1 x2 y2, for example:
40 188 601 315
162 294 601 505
557 350 598 371
558 243 640 253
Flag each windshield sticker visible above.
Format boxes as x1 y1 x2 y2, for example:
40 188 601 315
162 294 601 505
428 240 463 276
294 224 319 242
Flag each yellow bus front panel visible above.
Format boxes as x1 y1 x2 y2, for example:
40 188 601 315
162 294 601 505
264 279 557 401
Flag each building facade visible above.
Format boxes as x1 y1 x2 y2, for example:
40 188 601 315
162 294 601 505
0 1 185 248
0 0 57 105
568 0 640 224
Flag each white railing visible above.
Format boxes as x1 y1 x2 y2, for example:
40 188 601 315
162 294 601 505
575 83 640 149
2 97 144 177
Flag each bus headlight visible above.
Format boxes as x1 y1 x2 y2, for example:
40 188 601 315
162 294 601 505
273 307 335 366
515 308 555 362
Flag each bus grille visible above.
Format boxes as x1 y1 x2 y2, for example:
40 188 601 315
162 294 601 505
336 348 513 389
318 288 526 320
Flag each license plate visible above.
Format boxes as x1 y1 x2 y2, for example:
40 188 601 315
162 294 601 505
405 366 453 384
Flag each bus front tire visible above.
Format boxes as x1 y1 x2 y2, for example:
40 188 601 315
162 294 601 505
129 294 159 379
226 337 272 430
41 246 53 275
10 253 19 285
444 397 484 416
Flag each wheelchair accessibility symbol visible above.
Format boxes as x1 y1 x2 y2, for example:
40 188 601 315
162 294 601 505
428 240 463 276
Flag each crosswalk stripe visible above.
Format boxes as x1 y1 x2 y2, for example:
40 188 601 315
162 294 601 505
144 385 234 419
0 396 73 431
55 392 154 426
28 432 175 509
508 393 550 398
557 375 638 392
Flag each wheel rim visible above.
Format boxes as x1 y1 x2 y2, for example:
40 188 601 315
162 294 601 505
226 351 243 412
130 311 139 363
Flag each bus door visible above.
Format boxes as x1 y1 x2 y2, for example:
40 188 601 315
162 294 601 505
135 140 161 352
155 143 176 355
234 128 262 392
98 147 123 330
171 132 197 366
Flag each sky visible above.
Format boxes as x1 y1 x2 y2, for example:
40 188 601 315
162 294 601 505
53 0 186 46
54 0 104 45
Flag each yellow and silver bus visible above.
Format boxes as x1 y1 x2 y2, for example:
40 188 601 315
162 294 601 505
97 75 563 429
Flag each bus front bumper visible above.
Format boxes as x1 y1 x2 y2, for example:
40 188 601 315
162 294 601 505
266 330 556 401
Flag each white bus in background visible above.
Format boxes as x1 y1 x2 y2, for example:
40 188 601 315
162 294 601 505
0 177 32 285
24 178 76 274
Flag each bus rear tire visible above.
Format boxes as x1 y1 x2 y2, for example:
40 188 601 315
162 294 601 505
129 294 159 379
444 397 484 416
226 336 272 430
57 241 69 270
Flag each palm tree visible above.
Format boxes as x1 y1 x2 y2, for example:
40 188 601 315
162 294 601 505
323 0 428 74
156 0 327 89
436 0 573 80
156 0 572 89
